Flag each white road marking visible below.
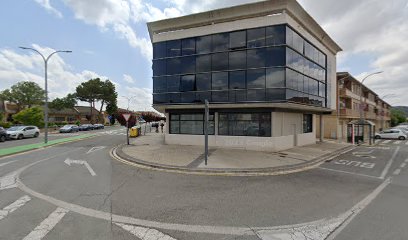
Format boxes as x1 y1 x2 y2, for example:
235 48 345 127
393 169 401 175
0 161 16 168
0 195 31 221
401 163 406 168
318 167 381 179
394 141 401 145
86 146 106 154
352 150 374 155
383 140 391 144
380 146 400 179
0 171 18 190
334 160 375 168
22 207 68 240
64 158 96 176
115 223 177 240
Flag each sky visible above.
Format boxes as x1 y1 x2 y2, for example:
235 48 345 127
0 0 407 111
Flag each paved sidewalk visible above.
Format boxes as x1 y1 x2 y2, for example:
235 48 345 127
115 133 353 175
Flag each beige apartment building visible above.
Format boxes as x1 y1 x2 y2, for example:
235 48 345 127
317 72 391 142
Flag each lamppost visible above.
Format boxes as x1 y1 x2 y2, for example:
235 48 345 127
19 47 72 144
359 71 383 144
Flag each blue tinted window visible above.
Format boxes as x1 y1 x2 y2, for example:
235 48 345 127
196 73 211 91
230 31 246 49
266 47 286 67
168 93 181 103
166 58 181 75
180 75 195 92
166 40 181 57
212 33 229 52
229 51 246 70
266 89 285 101
153 59 166 76
196 35 212 54
167 76 180 92
153 76 167 93
247 69 265 88
266 25 286 45
182 38 195 55
229 71 246 89
247 48 266 68
196 55 211 72
181 92 196 103
266 68 285 88
212 91 229 102
247 27 265 48
153 42 166 59
229 90 246 102
196 91 211 103
247 89 265 101
211 72 228 90
181 56 196 74
212 52 228 71
153 94 167 104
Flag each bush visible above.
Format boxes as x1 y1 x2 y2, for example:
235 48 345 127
0 122 12 128
13 107 44 127
75 120 81 126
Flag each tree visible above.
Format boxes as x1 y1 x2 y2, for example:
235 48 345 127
391 108 406 127
0 81 45 110
106 101 118 116
76 79 102 124
13 107 44 127
49 93 77 110
98 80 117 114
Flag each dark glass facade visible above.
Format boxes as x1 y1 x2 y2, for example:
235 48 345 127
153 24 327 107
170 113 215 135
219 113 271 137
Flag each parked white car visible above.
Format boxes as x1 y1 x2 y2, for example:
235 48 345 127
375 129 407 140
6 126 40 140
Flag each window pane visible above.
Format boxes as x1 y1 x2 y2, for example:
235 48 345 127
266 68 285 88
309 79 318 95
166 40 181 57
182 38 195 55
181 56 196 74
170 114 179 120
166 58 181 75
212 91 229 102
181 92 196 103
153 94 168 104
247 89 265 101
229 71 246 89
153 42 166 59
153 76 167 93
153 59 166 76
266 47 286 67
229 90 246 102
286 26 293 47
168 93 181 103
303 114 313 133
196 91 211 102
229 51 246 70
170 120 180 134
247 27 265 48
266 88 285 101
212 52 228 71
319 82 326 97
247 48 266 68
180 75 195 92
292 31 304 53
180 121 203 135
266 25 286 45
286 69 296 90
180 114 203 120
230 31 246 49
167 75 180 92
212 33 229 52
196 73 211 91
247 69 265 88
196 35 212 54
196 55 211 72
211 72 228 90
218 120 228 135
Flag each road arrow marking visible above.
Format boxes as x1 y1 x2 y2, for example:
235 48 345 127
86 146 106 154
64 158 96 176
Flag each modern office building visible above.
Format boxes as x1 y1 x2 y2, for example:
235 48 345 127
317 72 391 141
147 0 342 151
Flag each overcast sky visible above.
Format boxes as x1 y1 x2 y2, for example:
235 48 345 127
0 0 407 110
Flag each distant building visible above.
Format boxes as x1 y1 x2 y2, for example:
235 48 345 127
316 72 391 141
0 101 18 122
147 0 341 151
48 106 100 124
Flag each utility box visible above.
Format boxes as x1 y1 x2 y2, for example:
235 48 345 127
130 126 139 138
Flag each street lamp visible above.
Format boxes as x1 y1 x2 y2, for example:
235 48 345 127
19 46 72 144
121 95 136 111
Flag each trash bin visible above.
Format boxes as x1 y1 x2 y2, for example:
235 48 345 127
130 127 138 138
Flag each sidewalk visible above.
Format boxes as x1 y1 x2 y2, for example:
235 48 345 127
115 133 354 175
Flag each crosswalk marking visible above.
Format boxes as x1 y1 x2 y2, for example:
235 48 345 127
0 171 18 191
383 140 391 144
115 223 177 240
22 207 68 240
0 195 31 221
394 141 401 145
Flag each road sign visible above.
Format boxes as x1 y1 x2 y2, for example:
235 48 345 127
123 113 131 122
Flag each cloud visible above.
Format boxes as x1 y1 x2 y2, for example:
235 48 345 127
123 74 135 84
34 0 63 18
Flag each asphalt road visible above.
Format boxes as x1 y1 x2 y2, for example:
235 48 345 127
0 135 407 240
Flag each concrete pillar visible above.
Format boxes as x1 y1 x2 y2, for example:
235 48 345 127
215 112 219 135
319 114 324 142
165 112 170 134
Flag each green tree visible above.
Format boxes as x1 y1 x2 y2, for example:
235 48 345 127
49 93 77 110
76 79 102 124
13 107 44 127
0 82 45 110
105 100 118 116
390 108 406 127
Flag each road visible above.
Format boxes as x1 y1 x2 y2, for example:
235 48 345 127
0 134 407 240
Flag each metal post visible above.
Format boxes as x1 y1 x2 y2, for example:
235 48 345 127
319 115 324 142
126 121 129 145
44 60 48 144
352 124 355 145
204 99 209 165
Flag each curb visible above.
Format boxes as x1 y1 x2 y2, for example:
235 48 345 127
111 144 356 176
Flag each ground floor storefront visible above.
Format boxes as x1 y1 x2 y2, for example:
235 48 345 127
163 109 317 152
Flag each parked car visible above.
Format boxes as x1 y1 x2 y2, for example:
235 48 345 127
93 124 105 130
59 125 79 133
0 127 7 142
6 126 40 140
375 129 407 140
78 124 93 131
